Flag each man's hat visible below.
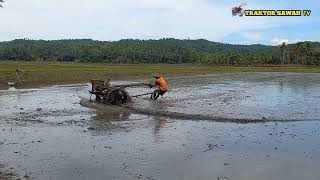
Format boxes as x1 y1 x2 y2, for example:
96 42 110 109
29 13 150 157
154 74 162 78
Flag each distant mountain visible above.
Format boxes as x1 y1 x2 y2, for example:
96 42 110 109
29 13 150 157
0 38 319 65
150 38 278 54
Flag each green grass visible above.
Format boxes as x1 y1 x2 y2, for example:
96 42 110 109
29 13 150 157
1 61 320 87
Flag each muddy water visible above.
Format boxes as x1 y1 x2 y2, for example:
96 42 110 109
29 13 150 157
0 73 320 180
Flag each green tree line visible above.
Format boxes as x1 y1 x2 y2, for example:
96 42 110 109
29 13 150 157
0 38 319 65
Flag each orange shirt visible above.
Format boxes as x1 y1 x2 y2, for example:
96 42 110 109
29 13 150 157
155 77 169 92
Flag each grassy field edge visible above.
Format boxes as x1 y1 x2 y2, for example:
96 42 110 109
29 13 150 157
1 61 320 89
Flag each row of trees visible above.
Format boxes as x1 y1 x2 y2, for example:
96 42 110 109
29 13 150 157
0 39 194 63
195 52 280 65
280 42 320 65
0 38 319 65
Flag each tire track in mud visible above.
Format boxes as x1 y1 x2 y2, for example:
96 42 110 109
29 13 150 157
80 98 320 123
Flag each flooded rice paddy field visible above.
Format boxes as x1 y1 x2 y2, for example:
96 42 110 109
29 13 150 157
0 73 320 180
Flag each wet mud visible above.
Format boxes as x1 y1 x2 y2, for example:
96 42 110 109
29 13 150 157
0 164 20 180
1 73 320 180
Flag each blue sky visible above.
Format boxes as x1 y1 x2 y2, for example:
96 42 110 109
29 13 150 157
0 0 319 45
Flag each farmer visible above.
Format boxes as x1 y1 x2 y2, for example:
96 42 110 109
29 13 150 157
150 75 169 100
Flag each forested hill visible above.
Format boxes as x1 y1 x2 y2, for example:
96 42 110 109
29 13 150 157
152 38 277 54
0 38 319 65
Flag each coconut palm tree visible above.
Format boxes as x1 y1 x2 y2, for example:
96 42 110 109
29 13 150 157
280 42 287 64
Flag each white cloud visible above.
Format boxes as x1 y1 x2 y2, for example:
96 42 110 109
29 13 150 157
242 32 263 41
271 38 289 46
0 0 315 42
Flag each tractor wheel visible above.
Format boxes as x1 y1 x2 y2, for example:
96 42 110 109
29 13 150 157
104 88 131 105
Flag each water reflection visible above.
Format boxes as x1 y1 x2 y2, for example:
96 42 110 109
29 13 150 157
278 81 284 93
95 110 131 122
149 100 168 143
87 108 133 136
